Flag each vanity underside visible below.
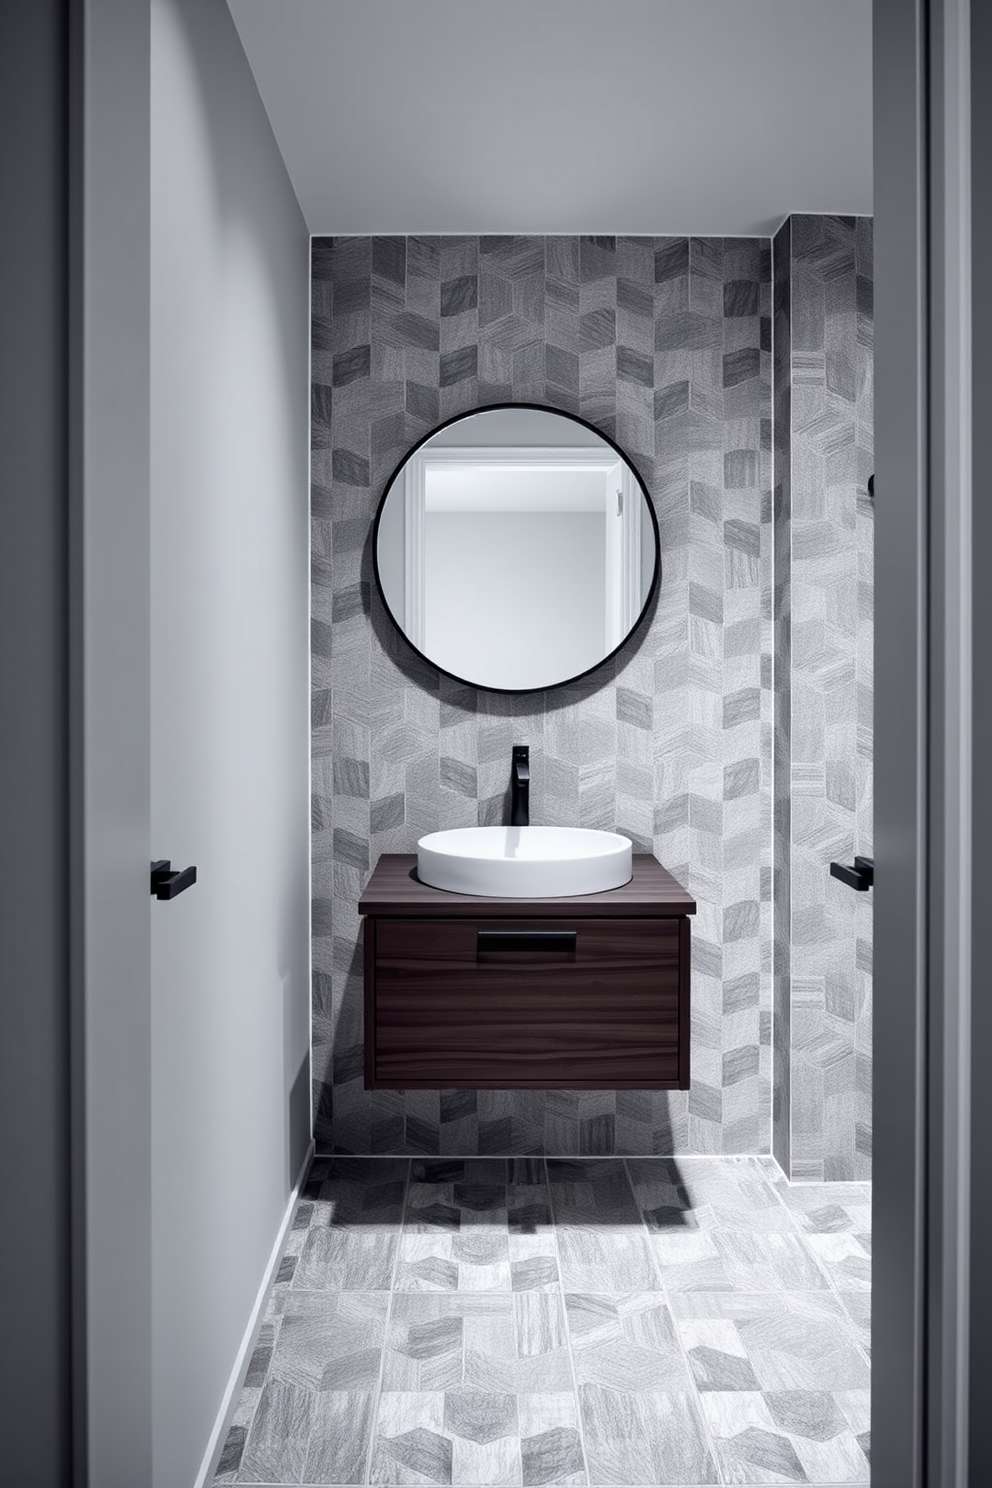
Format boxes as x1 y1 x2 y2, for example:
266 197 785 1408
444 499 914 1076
359 854 694 1090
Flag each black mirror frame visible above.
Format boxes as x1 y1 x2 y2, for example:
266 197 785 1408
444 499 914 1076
370 401 661 695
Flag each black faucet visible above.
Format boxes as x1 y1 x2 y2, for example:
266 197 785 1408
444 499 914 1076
510 745 530 826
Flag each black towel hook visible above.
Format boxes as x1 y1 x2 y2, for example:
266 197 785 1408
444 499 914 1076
151 859 197 900
830 856 874 892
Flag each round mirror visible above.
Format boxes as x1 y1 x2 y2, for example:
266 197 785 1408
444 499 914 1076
372 405 659 693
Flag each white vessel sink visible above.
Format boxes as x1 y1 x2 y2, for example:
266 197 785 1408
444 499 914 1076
416 825 633 898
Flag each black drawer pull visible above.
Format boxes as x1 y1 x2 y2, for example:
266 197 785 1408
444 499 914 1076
477 930 577 954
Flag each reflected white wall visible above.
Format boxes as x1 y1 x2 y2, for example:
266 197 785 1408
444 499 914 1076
424 511 606 688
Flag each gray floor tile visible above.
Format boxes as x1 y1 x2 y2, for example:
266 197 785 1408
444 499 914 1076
837 1292 871 1354
804 1231 871 1292
698 1389 870 1483
303 1392 377 1484
546 1161 642 1228
711 1231 831 1292
239 1379 315 1484
307 1157 410 1218
556 1229 659 1293
651 1225 829 1294
644 1231 737 1292
214 1417 250 1482
397 1161 557 1296
578 1384 719 1485
296 1227 399 1290
233 1294 387 1484
218 1159 871 1487
294 1158 408 1291
673 1290 870 1395
382 1292 574 1395
266 1292 389 1391
564 1293 695 1394
368 1389 587 1486
627 1157 793 1235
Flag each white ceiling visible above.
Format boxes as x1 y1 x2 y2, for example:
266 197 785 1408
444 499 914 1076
227 0 872 237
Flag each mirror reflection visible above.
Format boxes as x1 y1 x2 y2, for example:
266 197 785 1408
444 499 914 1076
373 406 659 692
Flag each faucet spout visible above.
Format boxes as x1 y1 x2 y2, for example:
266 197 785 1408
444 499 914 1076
509 745 530 827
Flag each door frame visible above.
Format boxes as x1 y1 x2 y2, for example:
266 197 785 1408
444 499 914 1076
872 0 978 1484
1 0 972 1482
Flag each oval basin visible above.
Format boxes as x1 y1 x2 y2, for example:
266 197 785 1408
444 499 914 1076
416 825 633 898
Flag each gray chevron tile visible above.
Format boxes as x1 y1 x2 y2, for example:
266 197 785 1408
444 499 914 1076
368 1389 588 1487
671 1288 869 1401
564 1293 694 1394
237 1380 314 1484
369 1395 455 1486
380 1292 574 1398
579 1384 718 1485
555 1231 658 1293
303 1391 377 1483
700 1388 870 1484
232 1294 388 1484
772 217 871 1182
306 231 854 1173
627 1156 793 1236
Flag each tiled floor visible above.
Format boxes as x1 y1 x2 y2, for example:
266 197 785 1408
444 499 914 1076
215 1157 871 1487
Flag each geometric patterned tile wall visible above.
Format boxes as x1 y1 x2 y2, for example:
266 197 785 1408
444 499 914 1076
310 235 773 1156
772 216 873 1181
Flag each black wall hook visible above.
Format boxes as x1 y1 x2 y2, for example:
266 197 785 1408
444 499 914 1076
829 855 874 891
151 859 197 900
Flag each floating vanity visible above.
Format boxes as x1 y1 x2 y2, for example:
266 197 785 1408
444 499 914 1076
359 854 694 1091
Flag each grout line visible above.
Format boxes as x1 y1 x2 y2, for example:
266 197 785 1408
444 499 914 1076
310 1151 776 1164
622 1157 728 1487
360 1158 412 1487
544 1156 594 1488
314 229 787 241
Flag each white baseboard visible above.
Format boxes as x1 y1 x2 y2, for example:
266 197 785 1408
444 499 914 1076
193 1140 315 1488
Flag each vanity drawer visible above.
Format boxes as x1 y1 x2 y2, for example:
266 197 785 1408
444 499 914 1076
366 916 688 1089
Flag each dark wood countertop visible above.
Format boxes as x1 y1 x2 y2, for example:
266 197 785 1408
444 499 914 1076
358 853 695 917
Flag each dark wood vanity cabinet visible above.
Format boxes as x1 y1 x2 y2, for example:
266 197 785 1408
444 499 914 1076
359 854 694 1090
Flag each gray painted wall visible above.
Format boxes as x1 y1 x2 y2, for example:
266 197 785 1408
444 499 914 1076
773 215 874 1182
79 1 155 1480
149 1 310 1483
311 234 773 1157
0 4 72 1482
